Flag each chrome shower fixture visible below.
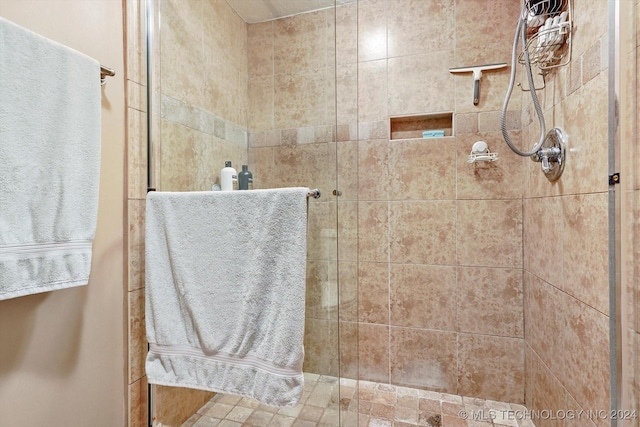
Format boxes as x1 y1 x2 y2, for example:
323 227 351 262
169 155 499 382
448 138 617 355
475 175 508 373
532 128 566 181
500 0 571 182
449 63 507 105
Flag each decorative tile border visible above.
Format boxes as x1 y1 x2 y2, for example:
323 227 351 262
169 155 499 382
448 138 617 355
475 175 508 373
161 95 248 147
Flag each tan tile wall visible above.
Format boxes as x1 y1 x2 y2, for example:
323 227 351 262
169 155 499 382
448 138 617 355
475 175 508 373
248 0 527 403
348 0 526 403
520 0 612 424
158 0 248 191
247 7 341 379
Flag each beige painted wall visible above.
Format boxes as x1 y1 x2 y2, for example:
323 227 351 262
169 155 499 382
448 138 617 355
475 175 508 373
0 1 126 426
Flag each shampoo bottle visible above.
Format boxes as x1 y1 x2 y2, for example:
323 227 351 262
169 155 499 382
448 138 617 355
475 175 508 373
238 165 253 190
220 161 238 191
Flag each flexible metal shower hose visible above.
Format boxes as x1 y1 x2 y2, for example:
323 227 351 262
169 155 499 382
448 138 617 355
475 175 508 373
501 6 547 157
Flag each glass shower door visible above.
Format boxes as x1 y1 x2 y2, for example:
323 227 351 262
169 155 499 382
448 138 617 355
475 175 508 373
615 0 639 424
146 0 343 425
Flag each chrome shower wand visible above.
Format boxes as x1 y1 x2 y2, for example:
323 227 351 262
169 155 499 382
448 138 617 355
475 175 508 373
449 63 507 105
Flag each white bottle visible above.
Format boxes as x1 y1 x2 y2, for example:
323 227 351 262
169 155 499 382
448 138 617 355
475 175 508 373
220 161 238 191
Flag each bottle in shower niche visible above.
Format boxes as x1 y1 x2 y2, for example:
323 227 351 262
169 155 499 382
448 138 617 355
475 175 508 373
238 165 253 190
220 161 238 191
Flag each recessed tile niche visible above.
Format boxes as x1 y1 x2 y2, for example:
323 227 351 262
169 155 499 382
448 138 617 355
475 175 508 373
390 112 453 140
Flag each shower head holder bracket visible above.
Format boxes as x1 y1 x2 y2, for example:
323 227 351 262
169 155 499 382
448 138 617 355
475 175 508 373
532 127 566 181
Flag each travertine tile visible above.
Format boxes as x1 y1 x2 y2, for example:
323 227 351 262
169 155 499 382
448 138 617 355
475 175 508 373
203 1 247 123
357 0 387 62
126 0 146 85
337 63 358 125
582 40 602 85
561 193 609 314
456 199 522 268
358 323 390 383
274 10 327 74
562 294 610 426
305 260 338 320
128 107 147 199
128 376 148 427
389 264 457 330
389 327 457 393
457 266 523 338
274 68 327 129
156 385 214 426
248 75 274 131
336 2 357 64
307 201 337 261
524 273 565 376
248 146 275 188
358 60 388 123
269 143 336 197
303 318 339 377
128 80 146 112
477 110 521 133
525 350 564 427
571 0 608 58
457 334 524 403
454 113 478 134
159 0 205 107
337 201 358 263
248 21 273 77
523 196 563 288
338 261 358 322
358 262 389 324
456 132 524 200
337 140 358 201
157 120 200 191
128 199 145 292
128 289 146 383
389 201 456 265
339 321 358 379
388 138 456 200
388 51 456 116
244 410 274 426
387 0 454 58
358 139 389 201
358 201 389 262
556 72 609 195
454 0 521 50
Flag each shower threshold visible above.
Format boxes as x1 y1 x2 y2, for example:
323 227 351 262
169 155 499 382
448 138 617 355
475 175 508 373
179 373 535 427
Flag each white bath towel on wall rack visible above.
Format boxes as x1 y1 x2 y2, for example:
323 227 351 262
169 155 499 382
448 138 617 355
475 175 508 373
145 188 309 407
0 17 101 300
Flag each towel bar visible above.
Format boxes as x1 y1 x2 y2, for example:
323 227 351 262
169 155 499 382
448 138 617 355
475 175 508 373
100 65 115 86
307 189 321 199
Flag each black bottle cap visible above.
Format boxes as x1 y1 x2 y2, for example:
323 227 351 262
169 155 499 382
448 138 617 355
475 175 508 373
225 161 232 167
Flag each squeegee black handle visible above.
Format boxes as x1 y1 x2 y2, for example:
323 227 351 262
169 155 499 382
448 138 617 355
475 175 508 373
473 79 480 105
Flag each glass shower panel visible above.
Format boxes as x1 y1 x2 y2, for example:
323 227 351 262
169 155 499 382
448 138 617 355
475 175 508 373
617 0 639 424
148 0 342 425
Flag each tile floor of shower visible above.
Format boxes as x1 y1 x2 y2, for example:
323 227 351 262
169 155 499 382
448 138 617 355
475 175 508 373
180 374 536 427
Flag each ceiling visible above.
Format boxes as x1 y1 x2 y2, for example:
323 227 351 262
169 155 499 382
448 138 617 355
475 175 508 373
226 0 350 23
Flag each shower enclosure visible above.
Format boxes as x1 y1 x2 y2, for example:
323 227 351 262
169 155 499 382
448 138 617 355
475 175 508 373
134 0 640 426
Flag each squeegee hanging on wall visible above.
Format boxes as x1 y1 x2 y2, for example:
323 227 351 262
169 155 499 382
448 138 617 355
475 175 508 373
449 63 507 105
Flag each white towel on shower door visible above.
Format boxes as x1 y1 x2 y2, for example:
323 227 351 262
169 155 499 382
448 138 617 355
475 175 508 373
0 17 101 300
145 188 308 407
